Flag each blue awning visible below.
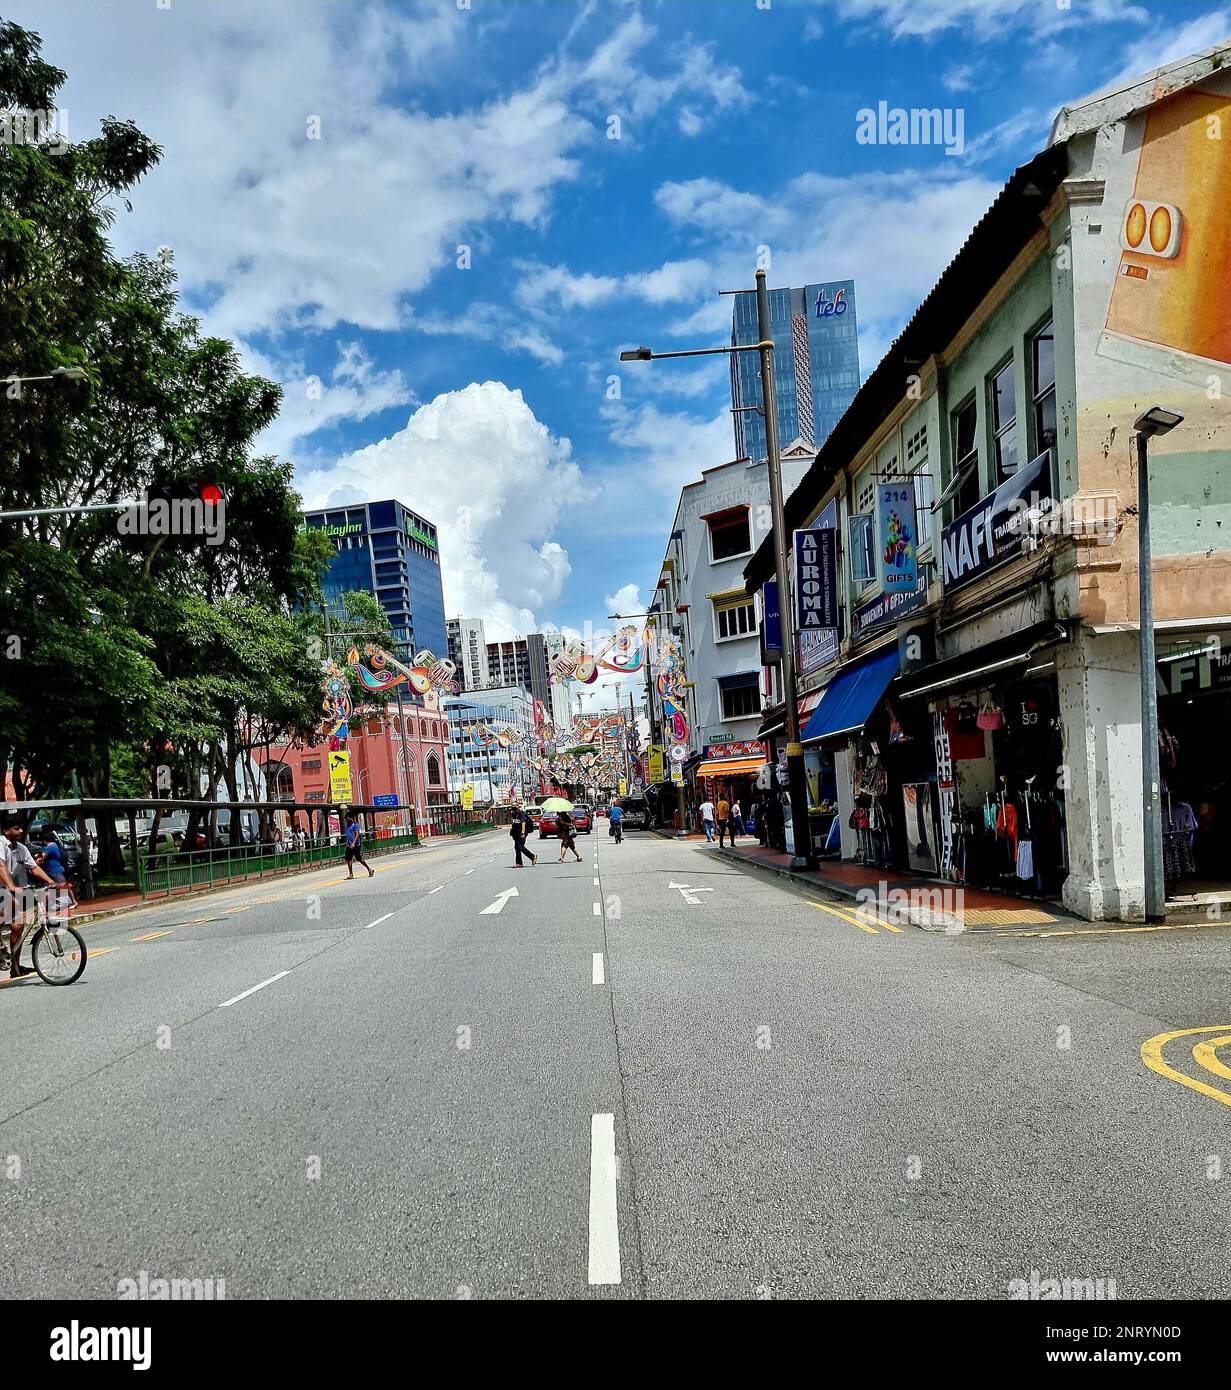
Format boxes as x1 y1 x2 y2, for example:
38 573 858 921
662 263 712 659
802 645 900 744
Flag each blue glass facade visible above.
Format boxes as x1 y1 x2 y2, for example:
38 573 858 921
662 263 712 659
730 281 861 462
303 498 447 661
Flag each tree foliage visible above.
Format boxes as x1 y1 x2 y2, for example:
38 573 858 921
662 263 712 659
0 22 332 866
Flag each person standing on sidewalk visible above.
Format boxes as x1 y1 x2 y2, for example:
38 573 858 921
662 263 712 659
731 797 744 844
698 797 716 843
510 804 538 868
716 792 731 848
344 813 375 879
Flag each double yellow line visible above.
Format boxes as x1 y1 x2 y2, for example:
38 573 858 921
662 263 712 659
1142 1025 1231 1110
808 898 903 935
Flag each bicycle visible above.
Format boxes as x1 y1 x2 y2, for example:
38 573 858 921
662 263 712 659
0 886 88 985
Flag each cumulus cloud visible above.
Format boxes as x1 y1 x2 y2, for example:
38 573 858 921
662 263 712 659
298 382 586 639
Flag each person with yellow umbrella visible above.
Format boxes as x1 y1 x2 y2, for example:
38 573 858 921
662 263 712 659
543 796 582 863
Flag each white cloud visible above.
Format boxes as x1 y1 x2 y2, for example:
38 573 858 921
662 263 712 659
30 2 741 358
244 340 416 459
810 0 1148 41
597 399 736 538
514 256 715 314
943 63 977 92
1103 7 1231 91
655 167 1004 375
298 382 586 639
604 583 642 616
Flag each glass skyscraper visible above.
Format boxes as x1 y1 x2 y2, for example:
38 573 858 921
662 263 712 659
303 498 447 662
730 281 861 462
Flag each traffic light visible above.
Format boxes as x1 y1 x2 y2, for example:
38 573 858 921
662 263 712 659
137 478 228 546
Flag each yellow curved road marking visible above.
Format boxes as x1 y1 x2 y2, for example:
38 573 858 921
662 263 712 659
1141 1025 1231 1109
1192 1035 1231 1083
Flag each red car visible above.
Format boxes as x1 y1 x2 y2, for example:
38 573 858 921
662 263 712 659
539 806 592 837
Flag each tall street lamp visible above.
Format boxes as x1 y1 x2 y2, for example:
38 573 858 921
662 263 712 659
620 268 816 869
1134 405 1184 922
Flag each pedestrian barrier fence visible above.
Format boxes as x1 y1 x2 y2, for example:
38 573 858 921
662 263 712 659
137 829 420 898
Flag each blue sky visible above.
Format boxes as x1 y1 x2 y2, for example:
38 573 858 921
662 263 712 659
20 0 1231 671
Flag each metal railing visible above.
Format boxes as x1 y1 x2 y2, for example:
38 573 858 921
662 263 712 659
137 829 419 898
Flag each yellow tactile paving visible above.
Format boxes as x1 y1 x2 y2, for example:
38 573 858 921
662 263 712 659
961 908 1057 925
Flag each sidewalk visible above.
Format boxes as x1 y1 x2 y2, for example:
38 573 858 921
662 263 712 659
655 829 1071 932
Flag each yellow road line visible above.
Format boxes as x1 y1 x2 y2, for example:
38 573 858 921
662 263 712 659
131 930 174 942
808 900 879 935
1141 1025 1231 1110
1192 1035 1231 1083
1021 919 1231 939
89 946 117 957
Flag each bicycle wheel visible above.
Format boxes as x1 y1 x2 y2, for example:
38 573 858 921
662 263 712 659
31 924 88 985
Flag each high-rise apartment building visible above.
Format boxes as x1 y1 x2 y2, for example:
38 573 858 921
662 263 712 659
730 281 861 462
447 616 488 692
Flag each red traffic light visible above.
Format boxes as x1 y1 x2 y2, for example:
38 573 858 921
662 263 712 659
199 482 225 506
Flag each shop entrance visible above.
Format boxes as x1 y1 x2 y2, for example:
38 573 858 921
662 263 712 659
1156 635 1231 903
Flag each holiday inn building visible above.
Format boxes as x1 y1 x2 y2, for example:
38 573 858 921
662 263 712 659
744 45 1231 921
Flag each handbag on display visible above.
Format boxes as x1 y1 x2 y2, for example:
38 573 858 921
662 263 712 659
976 700 1006 731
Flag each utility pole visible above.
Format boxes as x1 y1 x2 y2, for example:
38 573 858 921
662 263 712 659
755 269 816 870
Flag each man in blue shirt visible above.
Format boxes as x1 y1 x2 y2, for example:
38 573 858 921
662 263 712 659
344 813 374 880
608 800 623 843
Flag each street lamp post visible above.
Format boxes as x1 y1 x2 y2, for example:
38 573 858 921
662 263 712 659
620 268 817 868
1134 405 1184 922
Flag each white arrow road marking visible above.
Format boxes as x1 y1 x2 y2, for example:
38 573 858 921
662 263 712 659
668 880 715 906
592 952 605 985
588 1113 621 1285
218 971 290 1009
479 886 519 915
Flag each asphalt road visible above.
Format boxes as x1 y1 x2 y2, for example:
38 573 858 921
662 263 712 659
1 826 1228 1300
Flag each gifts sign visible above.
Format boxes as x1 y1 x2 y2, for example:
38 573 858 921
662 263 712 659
876 479 918 593
794 527 839 631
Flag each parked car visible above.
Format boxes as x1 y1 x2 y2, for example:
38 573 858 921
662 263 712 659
525 805 543 826
538 805 592 837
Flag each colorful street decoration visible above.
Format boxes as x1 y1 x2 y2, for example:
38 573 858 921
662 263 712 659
348 644 459 697
548 625 648 685
655 632 690 750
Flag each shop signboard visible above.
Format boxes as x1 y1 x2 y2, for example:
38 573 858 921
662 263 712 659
647 745 665 783
941 451 1054 593
798 500 841 676
704 740 765 759
852 563 932 641
794 527 839 632
876 479 918 593
1157 646 1231 695
761 580 782 662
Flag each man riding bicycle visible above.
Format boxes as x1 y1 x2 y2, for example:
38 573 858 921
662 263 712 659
2 819 58 978
608 800 623 844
